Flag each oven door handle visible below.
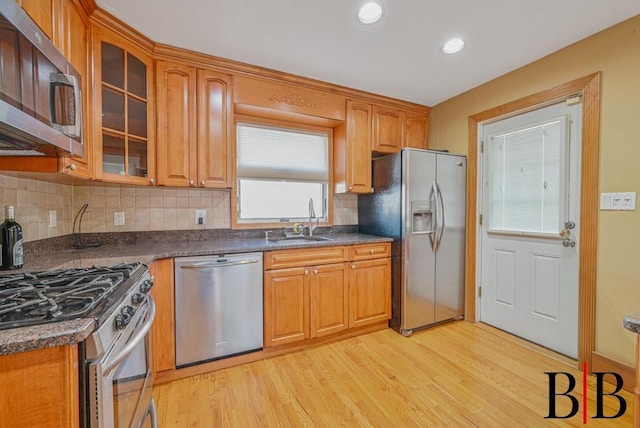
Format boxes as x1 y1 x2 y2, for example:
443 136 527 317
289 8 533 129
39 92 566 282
102 297 156 377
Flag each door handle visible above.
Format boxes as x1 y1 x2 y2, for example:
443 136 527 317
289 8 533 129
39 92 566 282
179 259 260 269
433 182 445 253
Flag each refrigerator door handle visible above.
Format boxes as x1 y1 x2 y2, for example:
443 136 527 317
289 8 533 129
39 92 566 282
430 182 438 251
434 182 446 253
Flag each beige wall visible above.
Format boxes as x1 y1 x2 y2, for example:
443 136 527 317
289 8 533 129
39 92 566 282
429 15 640 366
0 173 358 241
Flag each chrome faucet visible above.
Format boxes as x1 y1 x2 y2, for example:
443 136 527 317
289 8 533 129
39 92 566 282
308 198 319 236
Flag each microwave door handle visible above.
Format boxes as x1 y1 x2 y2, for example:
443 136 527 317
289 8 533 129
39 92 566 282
102 298 156 376
50 73 82 138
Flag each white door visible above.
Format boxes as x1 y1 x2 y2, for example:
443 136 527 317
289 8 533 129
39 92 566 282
479 100 581 358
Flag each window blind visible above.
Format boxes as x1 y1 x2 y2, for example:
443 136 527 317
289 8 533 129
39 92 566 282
237 123 329 181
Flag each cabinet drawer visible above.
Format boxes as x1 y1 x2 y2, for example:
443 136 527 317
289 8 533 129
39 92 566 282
264 246 348 270
349 243 391 261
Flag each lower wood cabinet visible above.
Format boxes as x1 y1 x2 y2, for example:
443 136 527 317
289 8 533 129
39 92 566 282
0 345 79 428
149 258 176 374
264 243 390 348
349 258 391 328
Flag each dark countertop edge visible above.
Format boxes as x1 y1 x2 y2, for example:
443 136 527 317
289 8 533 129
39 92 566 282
0 233 392 355
0 318 95 356
623 312 640 334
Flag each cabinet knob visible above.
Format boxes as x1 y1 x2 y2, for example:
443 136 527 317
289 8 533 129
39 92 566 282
370 249 375 254
67 163 77 171
349 186 353 191
149 178 156 185
189 180 195 186
313 269 318 275
304 270 309 276
200 180 205 186
351 264 356 270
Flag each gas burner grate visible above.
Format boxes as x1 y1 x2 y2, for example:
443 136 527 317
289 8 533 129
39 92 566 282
0 262 145 330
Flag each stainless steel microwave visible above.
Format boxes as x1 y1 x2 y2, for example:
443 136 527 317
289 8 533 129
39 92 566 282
0 0 83 156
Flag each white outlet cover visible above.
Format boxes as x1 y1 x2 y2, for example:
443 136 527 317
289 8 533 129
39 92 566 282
600 192 637 211
114 211 125 226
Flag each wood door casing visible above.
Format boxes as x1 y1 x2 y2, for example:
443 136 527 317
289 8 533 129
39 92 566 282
310 263 349 338
196 69 233 188
349 258 391 328
264 267 310 347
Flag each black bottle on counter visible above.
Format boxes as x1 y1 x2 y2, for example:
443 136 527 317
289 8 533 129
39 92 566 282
0 205 23 270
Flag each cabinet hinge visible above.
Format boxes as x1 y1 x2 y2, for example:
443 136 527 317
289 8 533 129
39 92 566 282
478 286 482 298
479 214 483 225
480 141 484 153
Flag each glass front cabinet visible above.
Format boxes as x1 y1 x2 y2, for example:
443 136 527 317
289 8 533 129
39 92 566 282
92 25 155 185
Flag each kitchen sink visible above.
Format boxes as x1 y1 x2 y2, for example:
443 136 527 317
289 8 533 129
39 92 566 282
268 236 335 244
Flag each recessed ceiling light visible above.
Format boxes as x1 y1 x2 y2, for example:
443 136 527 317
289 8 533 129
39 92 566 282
441 38 466 54
358 2 383 24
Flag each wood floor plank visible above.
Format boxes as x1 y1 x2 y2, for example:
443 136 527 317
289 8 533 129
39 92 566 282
153 321 634 427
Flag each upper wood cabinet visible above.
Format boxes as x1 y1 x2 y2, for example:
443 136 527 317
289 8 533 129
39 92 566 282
56 0 93 178
334 100 372 194
156 61 233 188
372 105 403 154
91 24 155 185
403 111 429 150
15 0 55 40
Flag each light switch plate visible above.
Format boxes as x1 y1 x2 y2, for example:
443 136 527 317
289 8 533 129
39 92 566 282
49 210 57 228
600 192 636 210
195 209 207 225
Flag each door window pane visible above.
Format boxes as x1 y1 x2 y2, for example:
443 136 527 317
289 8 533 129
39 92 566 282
128 138 148 177
102 88 125 132
128 97 147 138
127 53 147 98
103 133 126 175
488 119 565 234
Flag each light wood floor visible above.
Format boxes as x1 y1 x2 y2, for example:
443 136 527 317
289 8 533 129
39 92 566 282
153 321 634 427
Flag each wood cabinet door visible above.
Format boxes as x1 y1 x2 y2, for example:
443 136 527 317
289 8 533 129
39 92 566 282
150 258 176 374
0 345 79 428
57 0 93 179
310 263 349 338
92 26 155 185
264 268 310 347
156 61 197 187
404 111 429 150
345 100 372 193
372 105 403 153
196 69 233 188
17 0 55 40
348 258 391 328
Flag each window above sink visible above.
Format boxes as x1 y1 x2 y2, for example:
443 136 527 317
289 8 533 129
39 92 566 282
233 120 333 229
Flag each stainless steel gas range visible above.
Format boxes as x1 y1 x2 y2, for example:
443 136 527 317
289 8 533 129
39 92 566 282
0 262 157 428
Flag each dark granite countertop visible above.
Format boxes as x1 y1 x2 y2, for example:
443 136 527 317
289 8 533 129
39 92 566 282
623 312 640 334
0 230 392 356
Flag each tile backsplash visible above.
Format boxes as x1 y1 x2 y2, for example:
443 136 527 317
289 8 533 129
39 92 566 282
0 174 358 242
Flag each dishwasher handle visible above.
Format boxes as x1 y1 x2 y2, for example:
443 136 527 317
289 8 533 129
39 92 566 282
179 259 260 269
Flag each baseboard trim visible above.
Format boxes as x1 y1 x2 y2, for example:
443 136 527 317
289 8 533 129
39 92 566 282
591 351 635 393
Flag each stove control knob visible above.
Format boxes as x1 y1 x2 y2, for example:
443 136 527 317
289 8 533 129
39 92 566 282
122 306 136 318
141 279 154 293
132 293 145 306
114 314 127 330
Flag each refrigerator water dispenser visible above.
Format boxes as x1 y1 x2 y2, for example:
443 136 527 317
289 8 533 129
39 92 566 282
411 200 432 234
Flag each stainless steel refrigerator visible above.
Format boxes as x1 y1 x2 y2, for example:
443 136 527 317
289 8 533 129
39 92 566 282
358 148 466 335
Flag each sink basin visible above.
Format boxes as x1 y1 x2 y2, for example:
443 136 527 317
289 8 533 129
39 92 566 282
268 236 334 244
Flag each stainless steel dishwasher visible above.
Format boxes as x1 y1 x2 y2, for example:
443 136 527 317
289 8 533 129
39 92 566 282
174 252 263 367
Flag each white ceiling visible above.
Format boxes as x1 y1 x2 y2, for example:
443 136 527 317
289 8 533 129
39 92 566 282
96 0 640 107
